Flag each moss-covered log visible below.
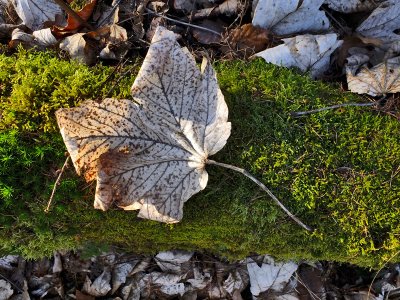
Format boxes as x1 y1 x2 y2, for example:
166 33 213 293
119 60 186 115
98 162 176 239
0 50 399 268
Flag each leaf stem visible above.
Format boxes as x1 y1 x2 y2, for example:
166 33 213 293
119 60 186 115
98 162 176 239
206 159 312 231
44 156 70 213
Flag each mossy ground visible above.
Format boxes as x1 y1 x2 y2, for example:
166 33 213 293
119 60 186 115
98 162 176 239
0 49 399 268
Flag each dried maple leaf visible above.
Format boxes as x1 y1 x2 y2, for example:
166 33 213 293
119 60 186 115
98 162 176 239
56 26 311 229
346 55 400 96
56 26 231 223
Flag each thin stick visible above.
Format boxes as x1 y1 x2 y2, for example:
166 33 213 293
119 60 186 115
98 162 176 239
291 102 376 117
44 156 70 213
206 159 312 231
53 0 94 31
145 8 222 36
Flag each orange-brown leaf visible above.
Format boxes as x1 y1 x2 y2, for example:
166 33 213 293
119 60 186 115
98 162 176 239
52 0 97 37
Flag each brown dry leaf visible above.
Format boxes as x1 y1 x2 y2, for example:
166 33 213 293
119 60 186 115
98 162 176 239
192 20 224 45
76 290 95 300
346 55 400 96
56 26 231 223
224 24 272 58
52 0 97 38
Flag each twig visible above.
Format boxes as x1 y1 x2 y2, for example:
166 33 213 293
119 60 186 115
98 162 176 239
145 8 222 36
44 156 70 213
206 159 312 231
291 102 377 117
53 0 94 31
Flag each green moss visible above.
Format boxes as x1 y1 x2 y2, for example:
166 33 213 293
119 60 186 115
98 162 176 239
0 50 399 268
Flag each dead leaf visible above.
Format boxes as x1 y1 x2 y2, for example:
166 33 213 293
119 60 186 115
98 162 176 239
192 20 224 45
82 270 112 297
224 24 272 58
324 0 383 13
255 33 343 78
59 33 97 65
56 26 231 223
12 0 63 31
52 252 62 274
32 28 58 46
139 272 185 298
346 55 400 96
356 1 400 47
174 0 211 12
252 0 330 35
0 279 14 300
52 0 97 37
192 0 238 19
0 256 19 271
0 24 23 39
9 28 38 49
222 269 249 296
247 255 298 297
75 290 95 300
155 250 193 274
111 262 136 294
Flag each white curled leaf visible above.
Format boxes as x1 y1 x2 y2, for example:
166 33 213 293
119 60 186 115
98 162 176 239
324 0 384 13
346 56 400 96
12 0 63 31
247 255 298 297
356 1 400 47
33 28 57 46
82 270 112 297
0 279 13 300
155 250 193 274
56 26 231 223
255 33 343 78
111 262 136 294
252 0 330 35
59 33 96 65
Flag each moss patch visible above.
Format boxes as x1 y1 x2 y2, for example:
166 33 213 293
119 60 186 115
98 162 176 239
0 50 399 268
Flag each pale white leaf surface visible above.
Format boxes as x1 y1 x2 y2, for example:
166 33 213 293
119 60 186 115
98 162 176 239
139 272 184 297
346 55 400 96
155 250 193 274
82 270 112 297
324 0 383 13
356 1 400 47
0 255 19 271
56 26 231 223
13 0 63 31
247 255 298 296
111 262 137 294
59 33 96 65
255 34 342 78
222 269 249 296
252 0 330 35
0 279 13 300
33 28 57 46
